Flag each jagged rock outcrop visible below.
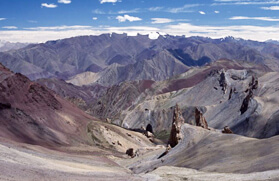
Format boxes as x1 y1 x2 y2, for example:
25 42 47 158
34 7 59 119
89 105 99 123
222 126 233 134
168 104 184 148
240 76 258 114
195 108 209 129
219 71 227 94
240 90 253 114
250 76 258 90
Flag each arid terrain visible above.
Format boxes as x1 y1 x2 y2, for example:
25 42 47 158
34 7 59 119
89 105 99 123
1 34 279 180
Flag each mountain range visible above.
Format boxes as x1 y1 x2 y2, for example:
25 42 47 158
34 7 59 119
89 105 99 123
1 34 279 180
2 34 279 85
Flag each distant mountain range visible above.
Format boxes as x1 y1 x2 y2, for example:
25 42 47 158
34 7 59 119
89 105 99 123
0 40 28 52
1 34 279 86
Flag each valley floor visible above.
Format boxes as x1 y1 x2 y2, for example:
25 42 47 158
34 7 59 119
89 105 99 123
0 139 141 181
0 138 279 181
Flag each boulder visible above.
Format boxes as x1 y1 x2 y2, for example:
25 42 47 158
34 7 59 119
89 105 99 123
126 148 135 158
222 126 234 134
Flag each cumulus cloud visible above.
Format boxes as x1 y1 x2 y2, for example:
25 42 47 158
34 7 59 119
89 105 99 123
215 11 220 13
41 3 57 8
261 6 279 10
2 26 18 29
100 0 121 4
151 18 173 24
199 11 206 14
58 0 71 4
230 16 279 21
116 15 142 22
0 18 6 21
92 17 98 20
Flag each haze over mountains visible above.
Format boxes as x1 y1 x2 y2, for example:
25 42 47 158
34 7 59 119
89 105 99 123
1 34 279 180
0 40 28 52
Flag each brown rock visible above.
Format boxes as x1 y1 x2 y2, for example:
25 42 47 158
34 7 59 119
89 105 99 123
195 108 209 129
222 126 233 134
126 148 135 158
168 104 184 148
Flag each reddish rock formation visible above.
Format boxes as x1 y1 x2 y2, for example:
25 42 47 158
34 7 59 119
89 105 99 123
168 104 184 148
222 126 234 134
195 108 209 129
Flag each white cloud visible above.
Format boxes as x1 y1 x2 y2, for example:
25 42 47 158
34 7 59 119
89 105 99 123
58 0 71 4
24 25 92 31
148 7 163 11
93 9 106 14
167 4 200 13
4 23 279 43
151 18 173 24
0 18 6 21
118 9 140 14
261 6 279 10
0 26 159 43
41 3 57 8
199 11 206 15
92 17 98 20
164 23 279 42
230 16 279 21
213 0 279 5
116 15 142 22
100 0 121 4
2 26 18 29
215 11 220 13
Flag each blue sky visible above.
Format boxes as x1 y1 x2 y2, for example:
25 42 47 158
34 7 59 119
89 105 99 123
1 0 279 42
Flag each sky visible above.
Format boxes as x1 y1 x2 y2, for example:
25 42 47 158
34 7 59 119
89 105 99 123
1 0 279 42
